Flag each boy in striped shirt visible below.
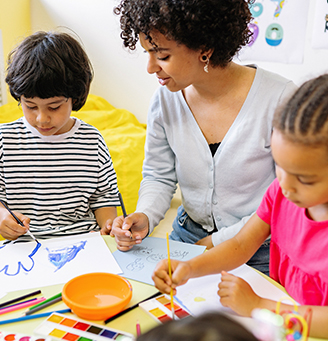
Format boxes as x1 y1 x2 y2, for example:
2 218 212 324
0 31 120 241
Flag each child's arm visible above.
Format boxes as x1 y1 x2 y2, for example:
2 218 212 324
152 214 270 294
218 272 328 339
95 207 117 234
0 207 30 240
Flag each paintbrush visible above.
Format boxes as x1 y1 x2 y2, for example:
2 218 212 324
166 232 176 320
0 199 40 244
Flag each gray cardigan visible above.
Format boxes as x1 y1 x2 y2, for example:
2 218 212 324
136 66 297 246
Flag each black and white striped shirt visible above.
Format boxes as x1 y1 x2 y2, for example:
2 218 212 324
0 117 120 240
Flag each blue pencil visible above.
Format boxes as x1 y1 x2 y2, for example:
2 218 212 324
0 308 71 325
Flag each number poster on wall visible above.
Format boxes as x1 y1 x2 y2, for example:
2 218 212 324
312 0 328 49
237 0 310 64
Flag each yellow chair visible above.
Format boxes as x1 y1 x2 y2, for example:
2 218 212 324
0 94 146 240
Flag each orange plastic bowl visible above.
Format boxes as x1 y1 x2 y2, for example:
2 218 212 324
62 272 132 320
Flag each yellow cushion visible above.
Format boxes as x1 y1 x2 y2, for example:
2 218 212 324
0 94 146 240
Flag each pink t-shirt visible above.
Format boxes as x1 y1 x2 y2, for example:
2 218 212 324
257 178 328 305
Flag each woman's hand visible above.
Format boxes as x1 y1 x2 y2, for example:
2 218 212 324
110 213 149 251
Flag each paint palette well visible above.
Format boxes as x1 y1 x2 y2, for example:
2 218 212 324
0 331 50 341
34 313 134 341
139 294 191 324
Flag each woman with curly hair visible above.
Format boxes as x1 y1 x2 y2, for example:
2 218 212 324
106 0 297 275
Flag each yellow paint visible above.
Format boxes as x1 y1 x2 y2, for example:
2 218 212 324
194 297 206 302
149 308 165 318
49 328 67 338
0 0 32 103
47 313 64 324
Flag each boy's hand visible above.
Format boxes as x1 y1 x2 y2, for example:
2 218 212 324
152 259 192 295
0 209 30 240
218 271 261 316
100 218 114 235
111 213 149 251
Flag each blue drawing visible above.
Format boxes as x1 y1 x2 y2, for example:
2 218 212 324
0 242 41 276
46 240 87 271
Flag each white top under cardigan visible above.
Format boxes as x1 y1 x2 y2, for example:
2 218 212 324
136 66 297 246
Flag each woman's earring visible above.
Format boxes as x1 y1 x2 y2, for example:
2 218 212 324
204 59 209 73
202 55 209 73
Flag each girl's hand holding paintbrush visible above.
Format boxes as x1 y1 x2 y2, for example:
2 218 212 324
0 204 30 240
152 258 192 295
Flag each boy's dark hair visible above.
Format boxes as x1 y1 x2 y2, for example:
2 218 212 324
273 74 328 146
137 312 259 341
114 0 253 68
5 31 93 111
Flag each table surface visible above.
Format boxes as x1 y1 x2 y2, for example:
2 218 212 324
0 236 325 341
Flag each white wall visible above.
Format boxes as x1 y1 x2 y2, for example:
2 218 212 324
31 0 158 123
30 0 328 124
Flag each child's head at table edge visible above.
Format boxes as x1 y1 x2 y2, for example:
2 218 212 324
137 311 259 341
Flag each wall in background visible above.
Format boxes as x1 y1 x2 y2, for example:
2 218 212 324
31 0 158 123
0 0 32 104
0 0 326 123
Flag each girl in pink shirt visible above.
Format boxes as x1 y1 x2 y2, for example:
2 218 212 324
152 74 328 339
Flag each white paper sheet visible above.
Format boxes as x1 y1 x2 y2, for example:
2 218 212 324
175 263 295 317
113 237 206 285
0 233 122 292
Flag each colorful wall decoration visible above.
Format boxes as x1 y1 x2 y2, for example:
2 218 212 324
237 0 310 64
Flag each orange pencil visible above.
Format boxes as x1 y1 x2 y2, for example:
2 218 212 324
166 232 175 320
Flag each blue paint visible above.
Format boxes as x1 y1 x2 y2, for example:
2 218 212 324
0 242 41 276
46 240 87 271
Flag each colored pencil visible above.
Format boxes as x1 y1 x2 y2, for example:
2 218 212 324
25 296 62 316
166 232 175 320
0 297 45 316
0 290 42 309
136 319 141 336
0 199 39 244
104 291 162 324
0 309 71 325
0 298 38 311
27 292 62 311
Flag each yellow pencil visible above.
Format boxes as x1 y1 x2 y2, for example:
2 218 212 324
166 232 175 320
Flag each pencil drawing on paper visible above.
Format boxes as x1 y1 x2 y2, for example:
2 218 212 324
46 240 87 271
126 245 189 272
0 242 41 276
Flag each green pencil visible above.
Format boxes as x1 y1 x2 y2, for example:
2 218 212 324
27 292 62 313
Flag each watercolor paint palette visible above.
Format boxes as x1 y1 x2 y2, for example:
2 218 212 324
139 294 191 324
34 313 134 341
0 331 51 341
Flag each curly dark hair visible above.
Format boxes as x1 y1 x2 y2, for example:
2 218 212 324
5 31 93 111
114 0 254 68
